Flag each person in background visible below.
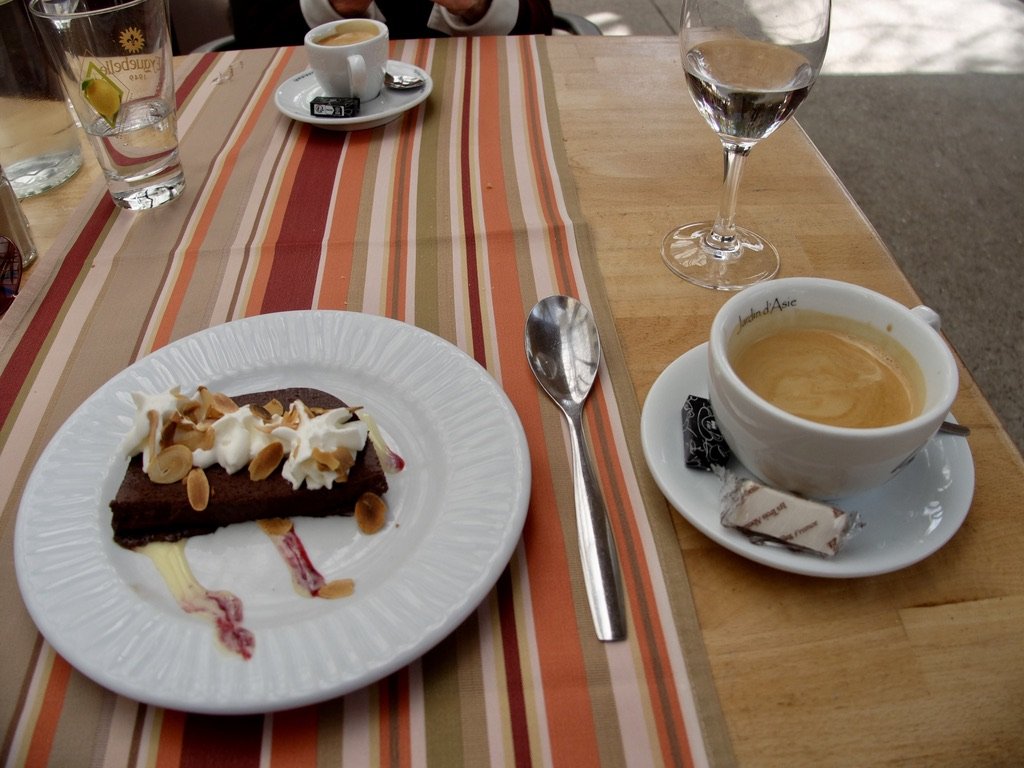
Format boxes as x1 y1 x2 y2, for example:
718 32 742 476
232 0 553 48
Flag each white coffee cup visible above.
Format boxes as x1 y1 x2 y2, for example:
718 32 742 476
304 19 388 102
707 277 959 499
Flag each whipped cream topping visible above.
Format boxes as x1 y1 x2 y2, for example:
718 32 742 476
120 388 192 473
273 405 368 490
192 406 277 475
121 388 372 490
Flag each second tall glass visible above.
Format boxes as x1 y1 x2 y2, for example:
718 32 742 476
30 0 185 211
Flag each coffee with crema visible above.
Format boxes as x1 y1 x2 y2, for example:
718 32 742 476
729 310 924 429
317 27 378 46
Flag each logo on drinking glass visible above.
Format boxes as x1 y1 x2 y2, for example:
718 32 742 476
81 62 124 129
118 26 146 54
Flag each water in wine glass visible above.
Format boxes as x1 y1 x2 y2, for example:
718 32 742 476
684 38 815 144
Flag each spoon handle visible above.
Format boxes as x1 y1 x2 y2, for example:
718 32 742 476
566 408 626 641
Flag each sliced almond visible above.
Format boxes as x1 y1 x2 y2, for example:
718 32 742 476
262 398 284 417
334 449 355 481
249 441 284 481
317 579 355 599
279 405 302 430
148 444 193 484
355 492 387 535
145 409 160 464
159 412 180 448
257 517 293 536
180 399 203 422
175 422 216 452
312 447 340 472
250 403 273 422
186 468 210 511
199 387 239 420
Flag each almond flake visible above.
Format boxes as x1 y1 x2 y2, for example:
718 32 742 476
199 387 239 420
334 449 355 481
318 579 355 599
148 444 193 484
249 441 285 481
258 517 293 536
312 447 340 472
250 404 273 422
355 492 387 535
186 468 210 511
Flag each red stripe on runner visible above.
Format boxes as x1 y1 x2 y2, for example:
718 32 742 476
176 53 218 110
497 569 533 768
260 133 347 314
459 41 486 367
179 714 263 768
0 197 115 428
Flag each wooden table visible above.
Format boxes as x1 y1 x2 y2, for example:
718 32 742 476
547 37 1024 766
16 36 1024 767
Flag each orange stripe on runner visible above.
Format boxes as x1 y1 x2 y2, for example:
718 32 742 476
269 707 318 766
152 49 299 345
379 672 412 768
20 654 71 768
153 709 186 768
318 131 371 310
586 375 695 764
476 37 601 767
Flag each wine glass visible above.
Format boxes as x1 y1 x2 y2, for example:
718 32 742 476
662 0 831 290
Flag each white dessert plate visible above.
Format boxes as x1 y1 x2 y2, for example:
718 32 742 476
640 343 974 578
274 63 432 131
15 310 529 713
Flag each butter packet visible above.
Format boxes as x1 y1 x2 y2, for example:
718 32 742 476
719 469 860 557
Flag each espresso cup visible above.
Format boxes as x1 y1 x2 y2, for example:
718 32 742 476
707 277 959 499
304 19 388 102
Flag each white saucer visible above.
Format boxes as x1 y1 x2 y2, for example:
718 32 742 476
274 62 432 131
640 343 975 578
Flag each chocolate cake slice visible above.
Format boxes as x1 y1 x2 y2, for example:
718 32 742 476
110 387 388 548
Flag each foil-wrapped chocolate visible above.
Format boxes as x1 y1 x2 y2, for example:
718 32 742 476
719 469 857 557
682 395 731 471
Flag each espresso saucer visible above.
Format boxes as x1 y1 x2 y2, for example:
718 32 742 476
640 343 975 578
274 62 432 131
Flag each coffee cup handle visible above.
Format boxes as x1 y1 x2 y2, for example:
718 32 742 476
911 305 941 332
347 54 367 101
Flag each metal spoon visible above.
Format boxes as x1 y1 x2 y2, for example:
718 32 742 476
384 70 425 90
525 295 626 641
939 420 970 437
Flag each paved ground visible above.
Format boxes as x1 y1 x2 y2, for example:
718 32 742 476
561 0 1024 453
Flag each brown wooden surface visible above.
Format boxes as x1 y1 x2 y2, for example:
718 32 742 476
547 36 1024 768
21 36 1024 767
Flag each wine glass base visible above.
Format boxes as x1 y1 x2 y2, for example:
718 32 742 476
661 222 780 291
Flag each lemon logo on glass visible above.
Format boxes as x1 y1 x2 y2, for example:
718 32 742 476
81 63 124 129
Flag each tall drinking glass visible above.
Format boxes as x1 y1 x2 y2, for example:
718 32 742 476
662 0 830 290
29 0 185 210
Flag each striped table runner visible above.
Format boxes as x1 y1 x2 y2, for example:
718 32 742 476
0 37 732 767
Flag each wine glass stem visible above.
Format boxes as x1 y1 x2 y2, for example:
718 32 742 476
707 142 752 255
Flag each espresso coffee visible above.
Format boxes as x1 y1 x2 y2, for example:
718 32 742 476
729 310 924 429
317 27 378 46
